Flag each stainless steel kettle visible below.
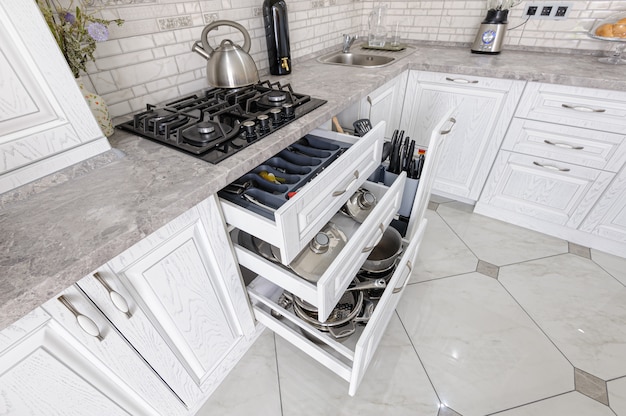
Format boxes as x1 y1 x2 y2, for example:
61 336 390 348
192 20 260 88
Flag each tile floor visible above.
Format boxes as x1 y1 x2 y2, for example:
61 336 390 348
199 200 626 416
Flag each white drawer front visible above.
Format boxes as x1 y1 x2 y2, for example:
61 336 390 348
246 219 426 397
502 118 626 172
479 151 615 228
221 122 384 265
516 82 626 134
235 175 405 322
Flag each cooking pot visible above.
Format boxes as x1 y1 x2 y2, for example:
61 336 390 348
192 20 260 88
362 225 403 273
291 278 385 341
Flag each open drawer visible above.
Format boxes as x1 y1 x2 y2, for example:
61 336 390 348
247 218 426 396
220 121 385 265
234 174 406 322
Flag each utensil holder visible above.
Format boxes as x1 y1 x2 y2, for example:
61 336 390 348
383 170 419 218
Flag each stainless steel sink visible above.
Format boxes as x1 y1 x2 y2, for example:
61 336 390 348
318 52 395 68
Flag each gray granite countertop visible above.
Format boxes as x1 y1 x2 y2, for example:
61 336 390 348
1 44 625 330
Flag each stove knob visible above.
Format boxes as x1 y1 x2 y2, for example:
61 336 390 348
270 107 283 125
242 120 257 140
282 103 295 119
257 114 270 132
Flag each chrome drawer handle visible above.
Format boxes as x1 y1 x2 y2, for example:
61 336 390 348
58 295 104 341
332 170 359 197
543 139 584 150
440 117 456 135
392 261 413 294
362 223 385 252
533 161 571 172
445 77 478 84
561 103 606 113
93 272 132 318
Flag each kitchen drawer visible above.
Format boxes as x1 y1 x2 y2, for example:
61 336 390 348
502 118 626 172
479 150 615 228
234 175 406 323
415 70 518 91
247 219 426 396
516 82 626 134
220 122 384 265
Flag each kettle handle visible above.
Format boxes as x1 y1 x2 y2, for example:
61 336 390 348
200 20 252 55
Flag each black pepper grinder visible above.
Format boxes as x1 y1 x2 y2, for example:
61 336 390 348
263 0 291 75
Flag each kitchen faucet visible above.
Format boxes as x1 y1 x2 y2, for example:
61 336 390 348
342 34 358 53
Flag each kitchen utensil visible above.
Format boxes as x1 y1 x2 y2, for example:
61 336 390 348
362 225 403 272
192 20 260 88
381 141 392 163
341 188 377 223
353 119 372 136
345 278 386 292
292 278 364 341
279 222 348 282
332 116 344 133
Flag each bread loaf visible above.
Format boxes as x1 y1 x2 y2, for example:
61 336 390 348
595 23 614 37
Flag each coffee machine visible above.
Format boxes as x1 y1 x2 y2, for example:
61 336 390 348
471 2 510 54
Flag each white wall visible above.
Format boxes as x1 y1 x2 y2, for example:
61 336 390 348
76 0 622 119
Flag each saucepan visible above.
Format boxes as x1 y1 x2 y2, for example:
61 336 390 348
362 225 403 273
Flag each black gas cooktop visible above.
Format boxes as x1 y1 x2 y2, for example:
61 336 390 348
116 80 326 164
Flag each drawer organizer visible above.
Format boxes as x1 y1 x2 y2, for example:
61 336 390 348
219 122 385 265
218 135 351 219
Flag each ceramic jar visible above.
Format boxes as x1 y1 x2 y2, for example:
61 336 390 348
76 78 114 137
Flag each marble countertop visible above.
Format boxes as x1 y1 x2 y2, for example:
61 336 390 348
1 44 624 330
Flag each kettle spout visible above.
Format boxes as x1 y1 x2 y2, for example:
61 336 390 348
192 41 210 59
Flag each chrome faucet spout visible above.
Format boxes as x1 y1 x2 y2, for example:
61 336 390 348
342 34 359 53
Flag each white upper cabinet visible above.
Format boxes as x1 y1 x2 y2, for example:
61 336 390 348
399 71 525 202
0 0 110 194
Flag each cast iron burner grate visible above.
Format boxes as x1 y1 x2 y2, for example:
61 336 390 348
116 80 326 164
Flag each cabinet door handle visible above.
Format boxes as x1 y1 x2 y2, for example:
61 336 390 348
362 223 385 252
561 103 606 113
392 261 413 294
332 170 359 197
532 161 571 172
440 117 456 135
445 77 478 84
93 272 132 318
58 295 104 341
543 139 584 150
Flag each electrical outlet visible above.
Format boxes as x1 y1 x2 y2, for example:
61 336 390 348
523 2 543 18
524 2 572 20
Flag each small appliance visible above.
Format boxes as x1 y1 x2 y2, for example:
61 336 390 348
471 6 509 54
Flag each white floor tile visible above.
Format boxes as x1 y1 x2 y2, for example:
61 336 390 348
492 392 614 415
436 202 568 266
500 253 626 381
196 330 281 416
591 249 626 286
396 273 573 416
609 376 626 416
410 210 478 283
275 315 440 416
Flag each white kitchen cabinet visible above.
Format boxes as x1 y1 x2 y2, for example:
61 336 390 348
0 295 180 416
0 0 110 194
335 71 408 138
579 167 626 246
399 71 525 202
476 82 626 258
228 111 455 396
102 195 256 412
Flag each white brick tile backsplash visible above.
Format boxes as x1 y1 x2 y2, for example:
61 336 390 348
78 0 623 118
